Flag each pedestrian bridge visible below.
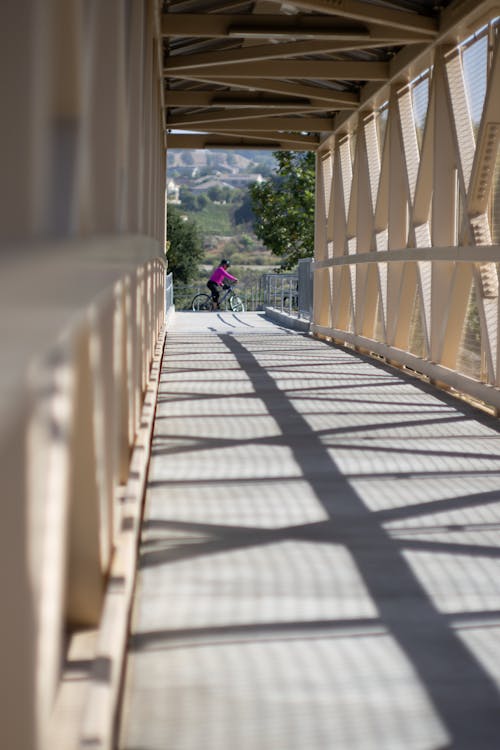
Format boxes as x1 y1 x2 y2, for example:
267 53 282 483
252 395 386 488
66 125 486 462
3 0 500 748
117 310 500 750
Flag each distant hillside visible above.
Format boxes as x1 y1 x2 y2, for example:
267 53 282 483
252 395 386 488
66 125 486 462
166 148 278 272
167 149 276 174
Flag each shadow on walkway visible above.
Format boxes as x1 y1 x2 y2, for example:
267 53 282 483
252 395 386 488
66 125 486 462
120 318 500 750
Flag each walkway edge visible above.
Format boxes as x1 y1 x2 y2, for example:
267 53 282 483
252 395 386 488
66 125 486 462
78 324 167 750
264 306 311 332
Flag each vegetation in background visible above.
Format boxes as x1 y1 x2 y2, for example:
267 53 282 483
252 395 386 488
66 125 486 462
166 205 204 284
179 185 244 210
250 151 315 270
167 148 275 177
166 149 303 284
233 191 255 227
180 201 234 235
172 263 268 312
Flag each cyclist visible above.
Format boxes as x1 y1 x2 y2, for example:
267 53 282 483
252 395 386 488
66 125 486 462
207 259 238 309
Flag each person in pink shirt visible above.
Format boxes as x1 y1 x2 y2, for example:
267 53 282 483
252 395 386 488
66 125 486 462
207 259 238 309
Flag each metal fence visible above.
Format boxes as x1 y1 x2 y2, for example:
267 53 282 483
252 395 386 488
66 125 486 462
172 281 255 311
258 261 313 319
165 272 173 314
258 272 298 314
297 259 313 319
170 262 313 318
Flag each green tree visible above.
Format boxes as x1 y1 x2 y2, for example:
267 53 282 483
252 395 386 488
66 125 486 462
179 187 197 210
166 205 203 284
233 191 255 226
229 187 244 204
196 193 208 210
249 151 315 270
207 185 225 202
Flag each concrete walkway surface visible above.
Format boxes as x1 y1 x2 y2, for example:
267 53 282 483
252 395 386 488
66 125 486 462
119 311 500 750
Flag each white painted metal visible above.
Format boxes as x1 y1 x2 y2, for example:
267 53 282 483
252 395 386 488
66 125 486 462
314 16 500 410
0 1 167 748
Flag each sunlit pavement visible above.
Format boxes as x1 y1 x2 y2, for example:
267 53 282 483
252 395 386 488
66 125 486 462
119 311 500 750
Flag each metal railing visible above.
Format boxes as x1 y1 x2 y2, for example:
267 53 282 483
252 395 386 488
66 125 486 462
165 271 174 314
173 281 258 311
259 272 298 314
258 262 313 319
171 264 313 318
1 1 167 747
313 23 500 413
1 239 166 750
297 259 314 319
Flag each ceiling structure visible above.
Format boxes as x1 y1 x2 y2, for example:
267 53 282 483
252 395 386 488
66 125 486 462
162 0 458 150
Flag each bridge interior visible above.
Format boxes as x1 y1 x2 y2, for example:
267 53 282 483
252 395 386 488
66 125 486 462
2 0 500 748
118 311 500 750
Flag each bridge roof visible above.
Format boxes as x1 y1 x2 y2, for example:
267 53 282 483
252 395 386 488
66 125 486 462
162 0 457 150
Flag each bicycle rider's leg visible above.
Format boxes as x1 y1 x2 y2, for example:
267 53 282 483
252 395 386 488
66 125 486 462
207 280 220 309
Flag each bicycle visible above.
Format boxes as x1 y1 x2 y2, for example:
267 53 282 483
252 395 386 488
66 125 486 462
191 283 245 312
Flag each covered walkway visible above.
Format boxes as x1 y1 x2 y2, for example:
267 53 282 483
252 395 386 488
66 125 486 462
5 2 500 748
119 312 500 750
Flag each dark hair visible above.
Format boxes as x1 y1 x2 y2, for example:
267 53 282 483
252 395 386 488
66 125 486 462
221 259 229 266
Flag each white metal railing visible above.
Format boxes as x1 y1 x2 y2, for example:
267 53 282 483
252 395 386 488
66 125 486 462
297 258 314 320
314 17 500 413
0 0 167 747
313 246 500 408
259 272 298 315
165 271 174 314
173 275 298 314
1 238 166 750
257 266 313 320
169 268 313 317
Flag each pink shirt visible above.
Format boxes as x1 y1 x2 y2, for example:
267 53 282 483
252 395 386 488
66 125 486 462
209 266 237 285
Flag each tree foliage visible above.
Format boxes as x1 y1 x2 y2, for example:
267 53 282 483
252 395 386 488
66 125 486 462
233 191 255 226
249 151 315 270
166 205 204 284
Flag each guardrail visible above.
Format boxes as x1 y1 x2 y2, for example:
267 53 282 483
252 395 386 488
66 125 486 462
171 265 313 317
312 246 500 412
297 259 314 320
0 236 166 750
172 281 256 311
259 272 298 314
1 0 167 745
165 271 174 315
313 20 500 415
258 262 313 319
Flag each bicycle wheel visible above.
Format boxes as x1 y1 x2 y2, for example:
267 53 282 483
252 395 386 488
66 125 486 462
229 294 245 312
191 293 212 311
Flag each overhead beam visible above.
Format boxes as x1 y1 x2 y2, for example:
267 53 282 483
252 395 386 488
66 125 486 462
165 60 390 80
208 129 320 145
167 115 334 130
165 40 377 71
166 108 329 125
162 14 367 38
164 91 328 109
163 60 389 81
165 34 433 72
174 76 359 106
263 0 437 34
161 14 436 39
166 133 318 150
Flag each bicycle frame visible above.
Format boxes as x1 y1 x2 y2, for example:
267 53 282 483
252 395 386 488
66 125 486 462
218 285 236 307
191 284 244 312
